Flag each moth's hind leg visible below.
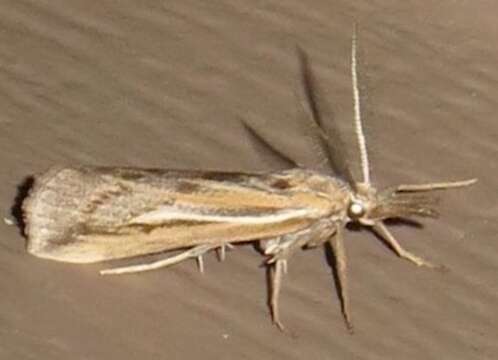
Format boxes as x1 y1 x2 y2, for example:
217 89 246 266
270 259 286 330
262 219 336 330
100 244 217 275
262 237 298 331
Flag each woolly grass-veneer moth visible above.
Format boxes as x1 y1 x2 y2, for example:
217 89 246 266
22 28 476 332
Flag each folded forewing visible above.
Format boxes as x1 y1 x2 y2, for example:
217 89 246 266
25 166 338 263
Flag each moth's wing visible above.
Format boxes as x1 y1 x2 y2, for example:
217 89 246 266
295 47 356 187
23 166 338 263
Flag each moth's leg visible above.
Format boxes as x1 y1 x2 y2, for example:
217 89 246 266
270 259 286 330
217 245 226 262
216 243 235 262
265 234 309 264
372 222 435 268
264 219 336 330
329 227 353 332
281 259 288 274
262 236 295 330
100 244 216 275
266 221 335 265
259 238 279 256
196 255 205 273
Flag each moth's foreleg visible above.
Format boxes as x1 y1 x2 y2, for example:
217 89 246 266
329 226 353 332
372 222 436 268
100 244 217 275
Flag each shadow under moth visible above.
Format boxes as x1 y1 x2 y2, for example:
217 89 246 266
22 27 476 332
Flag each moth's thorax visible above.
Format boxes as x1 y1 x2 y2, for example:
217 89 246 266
277 168 351 219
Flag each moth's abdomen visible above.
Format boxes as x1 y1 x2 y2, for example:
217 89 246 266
23 166 101 263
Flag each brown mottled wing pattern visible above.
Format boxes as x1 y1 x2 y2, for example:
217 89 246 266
23 166 346 263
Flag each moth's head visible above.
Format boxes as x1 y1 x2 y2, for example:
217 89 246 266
345 179 477 226
346 182 440 226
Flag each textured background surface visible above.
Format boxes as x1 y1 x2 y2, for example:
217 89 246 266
0 1 496 359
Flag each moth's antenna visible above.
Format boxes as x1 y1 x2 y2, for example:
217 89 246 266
351 24 371 185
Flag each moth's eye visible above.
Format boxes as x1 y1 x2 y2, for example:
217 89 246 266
348 201 366 219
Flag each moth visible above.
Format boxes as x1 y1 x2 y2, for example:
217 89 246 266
22 28 476 332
